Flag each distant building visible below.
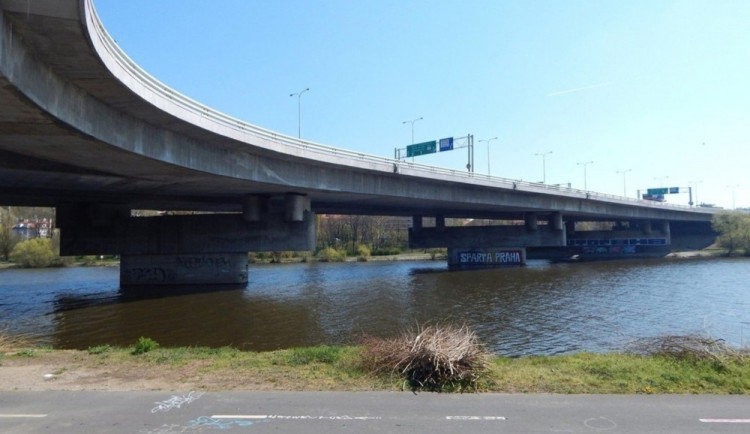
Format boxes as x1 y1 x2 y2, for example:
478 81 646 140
11 218 53 239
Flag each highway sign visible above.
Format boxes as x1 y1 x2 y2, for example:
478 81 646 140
669 187 680 194
647 188 668 195
439 137 454 151
406 140 437 157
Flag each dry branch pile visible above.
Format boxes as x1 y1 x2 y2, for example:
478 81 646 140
360 323 490 390
626 335 749 364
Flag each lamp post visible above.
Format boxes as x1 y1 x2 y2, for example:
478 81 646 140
402 117 423 144
616 169 632 197
289 87 310 138
534 151 553 183
689 180 703 206
728 184 740 209
653 176 669 187
577 160 594 191
479 137 498 176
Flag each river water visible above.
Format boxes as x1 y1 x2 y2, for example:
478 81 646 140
1 257 748 356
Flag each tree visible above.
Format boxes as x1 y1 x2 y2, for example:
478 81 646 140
712 211 750 255
0 224 19 261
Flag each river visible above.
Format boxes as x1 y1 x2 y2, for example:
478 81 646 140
1 257 748 356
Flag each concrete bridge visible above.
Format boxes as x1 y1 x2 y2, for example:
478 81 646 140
0 0 718 285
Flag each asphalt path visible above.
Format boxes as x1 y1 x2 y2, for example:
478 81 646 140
1 391 749 433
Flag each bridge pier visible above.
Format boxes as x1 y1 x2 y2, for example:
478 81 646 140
529 219 675 260
410 214 566 268
57 197 315 287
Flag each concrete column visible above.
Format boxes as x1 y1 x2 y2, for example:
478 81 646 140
565 220 576 235
242 195 268 222
525 212 538 232
412 215 423 232
660 220 671 237
643 220 653 235
285 193 310 222
436 215 446 232
550 212 564 231
121 253 248 286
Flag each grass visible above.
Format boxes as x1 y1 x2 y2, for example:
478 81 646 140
1 343 748 393
2 331 748 393
485 353 750 394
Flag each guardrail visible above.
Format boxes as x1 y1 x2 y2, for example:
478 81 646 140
84 0 711 215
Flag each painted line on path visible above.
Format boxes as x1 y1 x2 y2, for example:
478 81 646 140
212 414 382 421
700 419 750 423
212 414 506 422
0 414 47 418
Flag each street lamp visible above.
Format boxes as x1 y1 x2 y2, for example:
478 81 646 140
616 169 632 197
478 137 498 176
689 180 703 206
289 87 310 138
728 184 740 209
653 176 669 187
534 151 553 183
577 160 594 191
402 117 423 144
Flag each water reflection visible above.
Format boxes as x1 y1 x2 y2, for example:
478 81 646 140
1 258 748 355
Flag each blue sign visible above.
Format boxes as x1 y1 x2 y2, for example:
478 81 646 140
439 137 454 152
669 187 680 194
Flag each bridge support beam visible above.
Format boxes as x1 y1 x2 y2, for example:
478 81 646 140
57 201 315 287
531 219 675 260
409 224 566 249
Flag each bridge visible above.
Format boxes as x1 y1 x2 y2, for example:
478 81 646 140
0 0 718 286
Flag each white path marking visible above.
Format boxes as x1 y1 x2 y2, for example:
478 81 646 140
212 414 382 421
700 419 750 423
446 416 507 421
0 414 47 418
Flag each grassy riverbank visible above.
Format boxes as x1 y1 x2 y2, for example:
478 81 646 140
1 343 748 394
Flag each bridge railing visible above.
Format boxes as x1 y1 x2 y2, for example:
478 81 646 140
84 0 708 215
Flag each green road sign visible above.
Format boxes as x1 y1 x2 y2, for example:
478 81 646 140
647 188 668 195
406 140 437 157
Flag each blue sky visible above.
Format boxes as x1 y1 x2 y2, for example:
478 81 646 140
94 0 749 209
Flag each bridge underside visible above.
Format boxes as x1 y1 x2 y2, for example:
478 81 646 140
56 196 315 286
0 1 719 287
409 214 716 266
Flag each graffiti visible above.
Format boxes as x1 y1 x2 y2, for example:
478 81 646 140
189 416 256 429
177 255 231 270
140 424 202 434
452 248 525 265
581 245 638 255
123 267 174 283
151 391 205 413
583 416 618 431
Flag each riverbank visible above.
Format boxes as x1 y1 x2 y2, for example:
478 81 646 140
1 344 748 394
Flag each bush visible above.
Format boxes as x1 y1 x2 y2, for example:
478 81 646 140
372 247 402 256
318 247 346 262
360 323 490 391
356 244 371 262
10 238 57 268
132 337 159 355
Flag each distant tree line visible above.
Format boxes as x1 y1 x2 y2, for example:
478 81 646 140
316 215 409 255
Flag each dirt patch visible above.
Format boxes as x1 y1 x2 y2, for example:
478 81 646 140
0 350 266 391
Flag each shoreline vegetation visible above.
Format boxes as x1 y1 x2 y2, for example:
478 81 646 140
1 330 748 394
0 248 733 270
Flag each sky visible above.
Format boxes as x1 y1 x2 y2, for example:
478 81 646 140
93 0 749 209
